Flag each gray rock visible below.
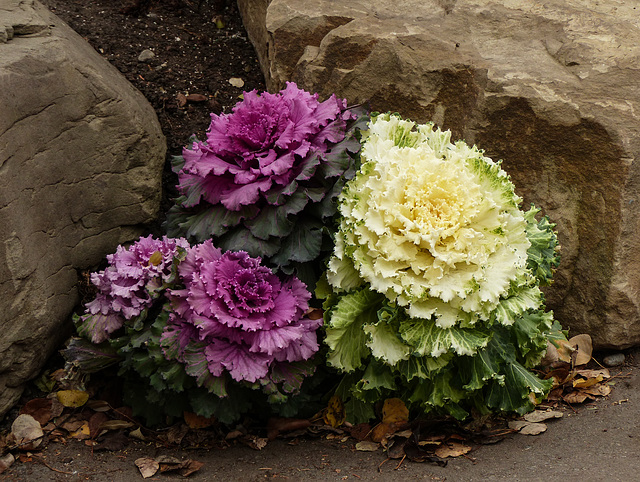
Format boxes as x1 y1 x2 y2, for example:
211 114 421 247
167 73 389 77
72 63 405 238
0 0 165 419
603 353 626 367
138 48 155 62
239 0 640 349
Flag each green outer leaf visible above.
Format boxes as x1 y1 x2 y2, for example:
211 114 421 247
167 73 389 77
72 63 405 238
61 336 121 374
457 349 505 391
399 317 490 357
270 218 325 265
408 371 469 420
218 225 281 259
363 322 410 365
324 288 384 372
391 353 453 382
525 206 561 286
352 360 396 402
244 191 308 240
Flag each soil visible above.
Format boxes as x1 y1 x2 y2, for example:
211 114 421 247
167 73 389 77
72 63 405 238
3 1 640 480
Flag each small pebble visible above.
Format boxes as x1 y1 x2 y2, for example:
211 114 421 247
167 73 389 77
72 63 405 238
603 352 625 367
138 49 155 62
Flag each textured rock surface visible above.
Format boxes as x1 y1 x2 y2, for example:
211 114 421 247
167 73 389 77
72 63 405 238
0 0 165 418
239 0 640 348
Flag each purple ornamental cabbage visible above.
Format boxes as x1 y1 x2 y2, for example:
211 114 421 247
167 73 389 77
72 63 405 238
162 240 322 385
165 82 368 276
78 235 189 344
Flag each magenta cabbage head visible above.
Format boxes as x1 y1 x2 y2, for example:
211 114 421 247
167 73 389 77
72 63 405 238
165 82 368 278
162 240 322 385
78 235 189 343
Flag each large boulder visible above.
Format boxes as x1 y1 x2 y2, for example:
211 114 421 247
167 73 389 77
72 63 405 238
0 0 165 418
239 0 640 349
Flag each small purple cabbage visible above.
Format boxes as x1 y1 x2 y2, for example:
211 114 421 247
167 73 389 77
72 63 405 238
163 240 322 384
166 82 368 278
78 235 189 343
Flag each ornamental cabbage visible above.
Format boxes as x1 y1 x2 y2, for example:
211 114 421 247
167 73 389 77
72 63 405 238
70 236 323 425
164 241 322 384
327 113 533 328
165 82 368 281
78 235 189 343
321 114 563 421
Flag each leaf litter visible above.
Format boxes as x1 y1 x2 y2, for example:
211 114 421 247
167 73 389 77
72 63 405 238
1 332 627 479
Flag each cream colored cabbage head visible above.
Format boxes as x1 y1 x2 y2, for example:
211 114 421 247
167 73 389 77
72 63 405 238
327 114 532 328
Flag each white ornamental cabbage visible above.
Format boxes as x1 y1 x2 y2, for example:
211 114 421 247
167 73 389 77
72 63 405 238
327 114 535 328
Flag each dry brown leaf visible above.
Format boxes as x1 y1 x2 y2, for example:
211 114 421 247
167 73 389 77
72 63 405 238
520 423 548 435
69 421 91 440
0 453 15 474
99 420 134 431
180 459 204 477
355 441 380 452
370 422 396 443
323 395 346 428
573 375 603 389
508 421 530 431
176 93 187 107
568 334 592 365
183 411 215 429
135 457 159 479
186 93 207 102
435 442 472 458
581 384 612 397
19 398 53 426
243 435 268 451
88 412 109 439
11 414 43 450
563 391 591 404
85 400 111 412
129 427 146 441
524 410 563 423
56 390 89 408
382 398 409 425
575 368 610 379
554 339 575 363
266 417 311 440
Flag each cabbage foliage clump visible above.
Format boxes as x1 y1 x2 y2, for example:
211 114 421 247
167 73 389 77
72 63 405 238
321 114 562 421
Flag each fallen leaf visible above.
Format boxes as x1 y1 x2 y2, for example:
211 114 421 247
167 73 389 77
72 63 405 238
323 395 346 428
554 339 575 363
581 384 612 397
524 410 563 423
69 421 91 440
508 421 530 431
88 412 109 439
435 441 472 458
181 411 215 430
573 375 603 389
92 432 129 452
568 334 592 365
56 390 89 408
575 368 610 379
85 400 111 412
228 77 245 88
162 423 189 445
176 93 187 107
243 435 268 451
355 441 380 452
370 422 396 443
563 391 591 404
135 457 159 479
98 420 135 431
0 453 15 474
382 398 409 425
11 414 44 450
186 93 207 102
519 423 547 435
20 398 53 425
266 417 311 440
180 459 204 477
348 423 372 441
129 427 146 441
